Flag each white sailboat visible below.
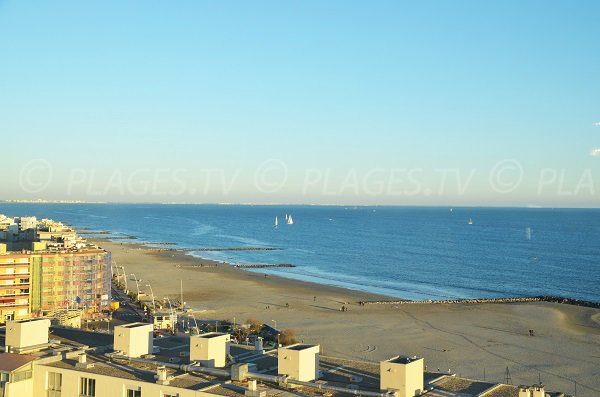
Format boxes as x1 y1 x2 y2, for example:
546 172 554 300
467 218 473 225
274 216 278 228
526 227 532 240
287 214 294 225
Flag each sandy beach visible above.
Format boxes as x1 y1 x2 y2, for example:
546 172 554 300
98 240 600 394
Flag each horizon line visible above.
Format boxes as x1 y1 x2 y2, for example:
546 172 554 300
1 200 600 210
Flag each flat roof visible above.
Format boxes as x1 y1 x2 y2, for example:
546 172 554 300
197 332 228 339
19 328 525 397
10 318 50 324
387 355 423 364
44 356 218 390
118 323 151 329
284 343 318 351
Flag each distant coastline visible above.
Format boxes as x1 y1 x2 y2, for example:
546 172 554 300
0 199 106 204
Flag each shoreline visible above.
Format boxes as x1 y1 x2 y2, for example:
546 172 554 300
94 238 600 392
95 237 600 307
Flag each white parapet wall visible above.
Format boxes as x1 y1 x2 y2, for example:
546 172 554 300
113 323 153 358
277 343 320 382
189 332 231 368
520 384 545 397
5 318 51 352
380 355 424 397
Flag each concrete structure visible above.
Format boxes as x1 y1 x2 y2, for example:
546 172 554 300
380 355 424 397
519 385 545 397
153 311 177 330
113 322 153 358
55 310 82 328
4 318 50 353
254 337 264 354
190 332 231 367
277 343 320 382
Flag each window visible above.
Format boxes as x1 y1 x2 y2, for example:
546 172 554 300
126 387 141 397
12 370 32 382
162 393 178 397
47 372 62 397
80 377 96 397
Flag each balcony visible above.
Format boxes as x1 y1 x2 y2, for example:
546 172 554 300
0 283 29 288
0 292 29 299
0 302 28 308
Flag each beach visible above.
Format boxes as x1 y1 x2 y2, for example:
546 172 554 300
99 240 600 394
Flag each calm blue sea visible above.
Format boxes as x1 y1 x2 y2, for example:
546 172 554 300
1 203 598 302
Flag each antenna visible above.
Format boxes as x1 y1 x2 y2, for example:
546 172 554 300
504 366 512 384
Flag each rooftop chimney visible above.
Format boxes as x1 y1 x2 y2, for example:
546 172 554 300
156 366 170 385
76 353 94 369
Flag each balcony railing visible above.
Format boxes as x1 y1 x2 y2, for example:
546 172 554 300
0 303 28 308
0 273 30 278
0 292 29 298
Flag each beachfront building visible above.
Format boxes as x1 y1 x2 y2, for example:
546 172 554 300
0 215 111 323
152 311 177 330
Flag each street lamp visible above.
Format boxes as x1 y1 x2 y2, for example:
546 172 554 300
189 313 200 335
129 274 140 300
112 263 120 282
117 266 128 290
164 297 176 331
271 319 277 330
145 283 155 310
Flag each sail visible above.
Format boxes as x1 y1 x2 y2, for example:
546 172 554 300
287 215 294 225
274 216 278 227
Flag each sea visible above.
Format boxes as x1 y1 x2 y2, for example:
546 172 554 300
1 203 598 302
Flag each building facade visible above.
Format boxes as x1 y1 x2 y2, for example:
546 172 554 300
0 215 111 323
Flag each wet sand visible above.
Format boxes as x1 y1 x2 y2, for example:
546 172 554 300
99 240 600 393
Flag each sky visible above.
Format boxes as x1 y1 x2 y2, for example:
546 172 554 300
1 1 599 206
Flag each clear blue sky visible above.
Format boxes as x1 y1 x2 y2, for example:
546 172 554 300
1 1 599 206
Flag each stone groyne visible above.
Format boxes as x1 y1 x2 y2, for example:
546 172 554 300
359 296 600 309
177 247 283 252
234 263 295 268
